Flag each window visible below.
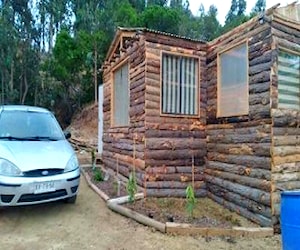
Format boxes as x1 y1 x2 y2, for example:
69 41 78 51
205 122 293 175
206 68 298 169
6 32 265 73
113 63 129 126
161 53 198 116
278 50 300 110
218 42 248 117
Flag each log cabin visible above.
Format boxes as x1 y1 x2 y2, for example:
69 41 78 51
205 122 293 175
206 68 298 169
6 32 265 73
102 3 300 231
102 27 207 198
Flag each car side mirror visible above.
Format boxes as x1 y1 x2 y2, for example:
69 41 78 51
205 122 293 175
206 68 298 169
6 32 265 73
64 131 71 139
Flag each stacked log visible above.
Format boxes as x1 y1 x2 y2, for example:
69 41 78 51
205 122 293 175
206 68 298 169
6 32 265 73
206 19 273 226
269 16 300 231
271 109 300 230
143 39 207 197
102 33 146 186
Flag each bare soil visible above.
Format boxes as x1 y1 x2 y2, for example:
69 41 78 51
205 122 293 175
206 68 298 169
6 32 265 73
0 176 281 250
85 167 259 229
125 197 257 228
85 166 127 198
69 103 98 147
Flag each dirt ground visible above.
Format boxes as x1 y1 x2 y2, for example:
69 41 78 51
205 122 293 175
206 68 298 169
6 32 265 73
0 176 281 250
86 167 256 228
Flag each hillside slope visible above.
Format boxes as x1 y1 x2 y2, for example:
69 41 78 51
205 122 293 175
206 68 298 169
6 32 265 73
69 103 98 148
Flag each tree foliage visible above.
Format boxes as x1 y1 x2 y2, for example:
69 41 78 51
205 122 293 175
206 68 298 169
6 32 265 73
0 0 265 126
251 0 266 16
140 5 181 34
223 0 249 33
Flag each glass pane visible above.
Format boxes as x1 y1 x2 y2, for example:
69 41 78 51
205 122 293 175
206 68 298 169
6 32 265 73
113 63 129 126
278 50 300 110
218 43 248 117
162 54 198 115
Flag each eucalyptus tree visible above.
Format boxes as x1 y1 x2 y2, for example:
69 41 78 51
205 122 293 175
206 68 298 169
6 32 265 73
223 0 249 33
37 0 72 52
251 0 266 16
202 5 222 41
71 0 138 103
147 0 167 6
128 0 146 12
140 5 180 34
0 12 17 103
0 0 40 105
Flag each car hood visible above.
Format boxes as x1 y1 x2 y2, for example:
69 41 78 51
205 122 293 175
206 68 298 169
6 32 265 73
0 140 75 172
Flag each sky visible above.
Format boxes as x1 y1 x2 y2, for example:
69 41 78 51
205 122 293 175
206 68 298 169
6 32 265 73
188 0 296 24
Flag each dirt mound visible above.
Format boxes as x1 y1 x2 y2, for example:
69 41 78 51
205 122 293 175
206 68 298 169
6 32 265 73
69 103 98 148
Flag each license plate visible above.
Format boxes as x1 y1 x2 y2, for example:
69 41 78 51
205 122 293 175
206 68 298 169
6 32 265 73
32 181 56 194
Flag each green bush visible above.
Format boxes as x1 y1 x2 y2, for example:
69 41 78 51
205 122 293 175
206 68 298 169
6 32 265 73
93 168 104 182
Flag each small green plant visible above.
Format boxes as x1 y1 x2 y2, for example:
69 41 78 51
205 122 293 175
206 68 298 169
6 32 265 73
127 171 137 203
93 168 104 182
186 184 196 218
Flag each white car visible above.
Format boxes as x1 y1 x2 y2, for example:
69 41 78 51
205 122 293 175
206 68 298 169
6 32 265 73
0 105 80 206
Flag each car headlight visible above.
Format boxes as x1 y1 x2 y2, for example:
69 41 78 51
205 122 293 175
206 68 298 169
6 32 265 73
0 158 23 176
64 155 79 173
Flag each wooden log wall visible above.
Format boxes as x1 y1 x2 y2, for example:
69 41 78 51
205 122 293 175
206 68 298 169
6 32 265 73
143 35 207 197
270 16 300 232
206 18 274 227
102 35 146 186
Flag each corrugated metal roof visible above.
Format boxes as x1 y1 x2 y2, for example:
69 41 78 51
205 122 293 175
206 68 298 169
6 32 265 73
118 27 206 43
103 27 206 66
275 2 300 23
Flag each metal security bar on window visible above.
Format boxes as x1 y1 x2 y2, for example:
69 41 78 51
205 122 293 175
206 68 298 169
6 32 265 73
161 54 198 115
278 50 300 110
113 63 129 126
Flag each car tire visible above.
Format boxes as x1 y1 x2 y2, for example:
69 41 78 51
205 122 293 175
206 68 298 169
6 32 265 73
65 195 77 204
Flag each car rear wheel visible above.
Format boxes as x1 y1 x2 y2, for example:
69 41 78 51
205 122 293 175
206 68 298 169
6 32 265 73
65 195 77 204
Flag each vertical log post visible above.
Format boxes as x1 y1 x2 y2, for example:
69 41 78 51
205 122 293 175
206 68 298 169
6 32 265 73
192 137 195 189
116 156 120 196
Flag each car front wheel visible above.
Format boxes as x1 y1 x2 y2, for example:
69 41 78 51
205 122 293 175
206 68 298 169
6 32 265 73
64 195 77 204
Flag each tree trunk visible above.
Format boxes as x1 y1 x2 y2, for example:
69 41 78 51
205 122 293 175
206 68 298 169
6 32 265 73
94 43 98 103
10 59 14 92
21 70 28 104
1 70 4 104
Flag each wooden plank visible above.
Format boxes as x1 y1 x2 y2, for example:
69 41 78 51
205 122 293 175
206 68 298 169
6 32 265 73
166 222 273 237
107 201 166 233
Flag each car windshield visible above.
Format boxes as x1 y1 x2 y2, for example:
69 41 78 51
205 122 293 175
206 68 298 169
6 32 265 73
0 110 65 141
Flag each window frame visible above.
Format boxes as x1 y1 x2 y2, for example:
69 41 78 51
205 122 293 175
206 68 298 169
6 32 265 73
160 51 200 118
277 47 300 110
217 40 249 118
111 58 130 128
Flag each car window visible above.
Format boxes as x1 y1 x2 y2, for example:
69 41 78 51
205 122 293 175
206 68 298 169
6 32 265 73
0 110 65 140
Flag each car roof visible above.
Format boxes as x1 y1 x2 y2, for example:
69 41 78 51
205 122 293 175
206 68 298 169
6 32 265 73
0 105 50 113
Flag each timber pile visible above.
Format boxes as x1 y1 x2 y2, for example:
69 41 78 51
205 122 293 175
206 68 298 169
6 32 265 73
206 17 274 227
70 138 96 152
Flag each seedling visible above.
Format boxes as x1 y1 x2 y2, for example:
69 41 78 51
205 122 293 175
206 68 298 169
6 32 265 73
91 149 96 170
127 171 137 203
113 179 121 196
93 167 104 182
186 184 196 218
